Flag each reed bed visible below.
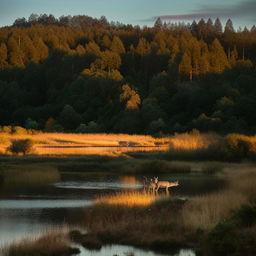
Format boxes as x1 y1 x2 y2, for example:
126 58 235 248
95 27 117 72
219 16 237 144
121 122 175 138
96 191 157 206
1 226 78 256
182 167 256 231
169 132 221 151
0 164 60 186
182 190 247 230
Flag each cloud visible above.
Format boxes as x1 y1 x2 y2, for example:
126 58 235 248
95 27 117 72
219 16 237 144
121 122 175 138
155 0 256 21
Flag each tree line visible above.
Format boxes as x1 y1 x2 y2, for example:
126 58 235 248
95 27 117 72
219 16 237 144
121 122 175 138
0 14 256 134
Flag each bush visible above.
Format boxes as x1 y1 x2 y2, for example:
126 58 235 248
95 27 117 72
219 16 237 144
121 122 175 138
11 126 28 135
201 205 256 256
7 139 34 155
25 118 39 130
75 121 100 133
0 126 12 134
223 134 256 159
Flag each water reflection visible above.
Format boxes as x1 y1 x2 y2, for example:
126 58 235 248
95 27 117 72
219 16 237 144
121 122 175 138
119 176 139 185
54 181 142 190
0 199 92 209
76 244 195 256
0 206 86 246
0 172 224 255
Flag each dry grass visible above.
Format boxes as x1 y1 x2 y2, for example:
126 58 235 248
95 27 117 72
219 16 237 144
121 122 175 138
1 226 78 256
96 191 157 206
169 132 220 151
0 132 169 157
0 164 60 186
86 195 185 250
85 165 256 252
182 167 256 231
182 190 247 230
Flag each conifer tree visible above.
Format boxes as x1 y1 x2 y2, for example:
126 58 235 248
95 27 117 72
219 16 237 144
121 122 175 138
135 38 150 56
179 52 192 76
7 37 24 66
154 18 163 29
102 34 111 49
225 19 235 33
210 38 229 73
110 36 125 54
0 42 8 68
214 18 223 35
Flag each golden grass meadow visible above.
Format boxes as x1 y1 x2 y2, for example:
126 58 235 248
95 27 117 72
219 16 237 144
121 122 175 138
0 131 169 156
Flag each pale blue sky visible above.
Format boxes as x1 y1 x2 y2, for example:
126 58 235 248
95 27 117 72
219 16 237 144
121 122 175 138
0 0 255 28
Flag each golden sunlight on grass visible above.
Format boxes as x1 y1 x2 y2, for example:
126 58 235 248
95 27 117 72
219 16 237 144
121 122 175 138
95 191 157 206
182 190 247 231
0 132 169 156
119 176 139 184
169 132 220 151
182 167 256 231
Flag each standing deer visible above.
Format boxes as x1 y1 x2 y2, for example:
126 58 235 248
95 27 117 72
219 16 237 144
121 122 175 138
143 176 157 193
154 177 179 193
148 178 157 193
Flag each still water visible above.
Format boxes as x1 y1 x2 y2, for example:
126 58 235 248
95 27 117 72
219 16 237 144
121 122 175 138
0 172 225 255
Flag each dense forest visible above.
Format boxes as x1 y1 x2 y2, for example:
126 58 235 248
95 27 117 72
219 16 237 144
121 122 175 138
0 14 256 134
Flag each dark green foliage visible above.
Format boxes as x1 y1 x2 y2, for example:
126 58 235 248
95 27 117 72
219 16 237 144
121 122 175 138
0 16 256 134
25 118 39 130
136 160 169 174
201 205 256 256
7 139 34 155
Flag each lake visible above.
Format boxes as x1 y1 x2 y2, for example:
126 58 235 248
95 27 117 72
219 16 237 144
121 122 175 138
0 171 225 255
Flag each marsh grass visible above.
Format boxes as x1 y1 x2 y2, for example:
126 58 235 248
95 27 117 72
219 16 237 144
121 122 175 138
1 227 79 256
0 164 60 186
182 167 256 231
85 166 256 251
96 191 157 206
87 195 186 251
182 190 247 231
169 132 221 151
167 133 256 161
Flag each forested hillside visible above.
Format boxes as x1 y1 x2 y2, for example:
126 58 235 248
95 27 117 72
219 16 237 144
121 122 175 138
0 14 256 134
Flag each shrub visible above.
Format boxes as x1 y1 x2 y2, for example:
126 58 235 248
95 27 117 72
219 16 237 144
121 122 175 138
25 118 39 130
223 134 256 159
201 205 256 256
0 126 12 134
7 139 34 155
11 126 28 135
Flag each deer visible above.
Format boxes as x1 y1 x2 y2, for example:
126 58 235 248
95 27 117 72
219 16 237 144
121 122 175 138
143 176 157 193
154 177 179 193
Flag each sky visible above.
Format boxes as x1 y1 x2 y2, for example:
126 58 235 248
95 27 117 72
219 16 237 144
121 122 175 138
0 0 255 29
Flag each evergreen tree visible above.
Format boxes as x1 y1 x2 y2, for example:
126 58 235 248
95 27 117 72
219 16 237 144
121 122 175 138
214 18 223 35
210 38 229 73
102 34 111 49
225 19 235 33
7 37 24 66
120 84 141 110
154 18 163 29
85 41 101 56
0 42 8 68
179 52 192 76
135 38 150 56
110 36 125 54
